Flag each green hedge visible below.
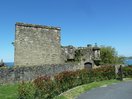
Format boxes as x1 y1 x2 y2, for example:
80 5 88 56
123 66 132 78
18 66 115 99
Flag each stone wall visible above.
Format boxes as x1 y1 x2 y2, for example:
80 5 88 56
0 64 83 84
14 22 63 66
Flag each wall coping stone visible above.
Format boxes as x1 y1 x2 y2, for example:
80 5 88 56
16 22 61 30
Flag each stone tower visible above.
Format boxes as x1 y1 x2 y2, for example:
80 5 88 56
14 22 63 66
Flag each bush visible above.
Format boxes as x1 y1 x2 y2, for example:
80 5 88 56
18 66 116 99
18 76 57 99
123 66 132 78
18 81 35 99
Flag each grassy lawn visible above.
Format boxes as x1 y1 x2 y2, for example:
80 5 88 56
0 84 18 99
54 80 120 99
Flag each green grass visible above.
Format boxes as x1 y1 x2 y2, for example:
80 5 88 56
0 84 18 99
54 80 120 99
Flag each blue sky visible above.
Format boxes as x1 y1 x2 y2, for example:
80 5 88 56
0 0 132 62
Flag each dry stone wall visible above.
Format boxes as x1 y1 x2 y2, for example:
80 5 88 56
0 64 83 84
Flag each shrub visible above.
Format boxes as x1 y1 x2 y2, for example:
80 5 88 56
33 75 58 99
18 66 116 99
18 81 35 99
123 66 132 78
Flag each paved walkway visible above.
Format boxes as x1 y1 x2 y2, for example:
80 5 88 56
77 81 132 99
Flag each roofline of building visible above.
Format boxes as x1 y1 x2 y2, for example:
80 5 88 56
15 22 61 30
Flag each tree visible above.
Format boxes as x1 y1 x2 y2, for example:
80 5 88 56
100 46 119 64
116 56 125 64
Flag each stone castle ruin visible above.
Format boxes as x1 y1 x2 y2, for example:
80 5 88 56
14 22 101 68
15 23 63 66
0 22 101 84
62 44 101 68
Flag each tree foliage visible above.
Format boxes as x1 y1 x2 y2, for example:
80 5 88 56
100 46 124 65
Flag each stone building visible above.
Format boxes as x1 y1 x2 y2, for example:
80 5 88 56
62 44 101 68
61 45 76 62
14 22 63 66
14 22 100 68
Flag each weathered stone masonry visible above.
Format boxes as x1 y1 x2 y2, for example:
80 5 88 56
0 22 101 84
0 64 82 84
15 23 63 66
14 22 100 68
